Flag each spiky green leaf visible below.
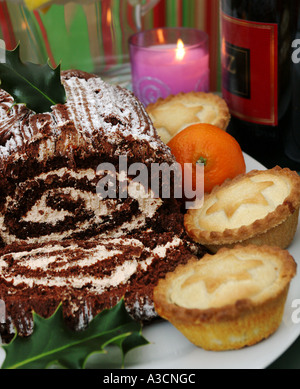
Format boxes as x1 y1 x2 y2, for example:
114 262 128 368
1 300 149 369
0 45 66 113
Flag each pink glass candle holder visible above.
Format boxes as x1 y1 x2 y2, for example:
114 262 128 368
129 27 210 106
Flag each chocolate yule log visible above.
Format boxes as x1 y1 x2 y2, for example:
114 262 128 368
0 69 205 341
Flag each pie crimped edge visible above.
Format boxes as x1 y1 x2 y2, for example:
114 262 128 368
153 244 296 322
184 166 300 250
146 92 231 136
153 244 297 350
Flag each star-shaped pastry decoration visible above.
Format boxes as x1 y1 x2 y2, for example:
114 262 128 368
182 255 263 293
206 178 274 218
149 102 203 134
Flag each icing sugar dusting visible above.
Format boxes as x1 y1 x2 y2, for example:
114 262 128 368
0 72 170 160
0 100 36 158
58 76 159 144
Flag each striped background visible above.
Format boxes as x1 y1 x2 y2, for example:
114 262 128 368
0 0 220 91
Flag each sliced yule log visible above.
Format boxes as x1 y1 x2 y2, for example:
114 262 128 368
0 68 205 341
0 69 185 247
0 230 203 342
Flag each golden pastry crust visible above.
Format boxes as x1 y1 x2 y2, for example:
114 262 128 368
153 245 297 351
146 92 231 144
184 166 300 252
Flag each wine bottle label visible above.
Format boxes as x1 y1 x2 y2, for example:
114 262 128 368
221 11 278 126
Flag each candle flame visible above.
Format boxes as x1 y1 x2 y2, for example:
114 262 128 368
176 39 185 61
157 29 165 44
107 8 112 24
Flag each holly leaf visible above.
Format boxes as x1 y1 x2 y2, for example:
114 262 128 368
0 45 66 113
0 300 149 369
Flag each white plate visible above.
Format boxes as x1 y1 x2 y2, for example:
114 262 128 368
1 153 299 370
120 153 300 370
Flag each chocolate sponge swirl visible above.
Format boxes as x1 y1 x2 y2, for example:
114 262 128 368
0 70 181 247
0 166 164 246
0 232 202 341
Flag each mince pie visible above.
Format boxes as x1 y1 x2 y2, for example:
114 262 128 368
146 92 230 144
184 166 300 253
153 244 296 351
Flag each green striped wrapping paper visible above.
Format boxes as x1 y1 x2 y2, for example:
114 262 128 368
0 0 220 90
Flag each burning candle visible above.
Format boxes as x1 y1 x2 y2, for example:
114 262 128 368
129 27 210 106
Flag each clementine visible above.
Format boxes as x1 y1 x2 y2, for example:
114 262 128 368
167 123 246 194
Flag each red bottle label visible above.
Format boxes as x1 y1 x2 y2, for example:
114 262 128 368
221 11 278 126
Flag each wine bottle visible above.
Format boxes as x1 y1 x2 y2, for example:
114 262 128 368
220 0 300 169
